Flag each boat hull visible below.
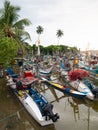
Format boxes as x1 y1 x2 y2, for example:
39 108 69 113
69 80 94 100
6 77 53 126
15 91 53 126
41 78 87 99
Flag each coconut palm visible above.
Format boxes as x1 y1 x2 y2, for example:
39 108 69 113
0 0 31 44
36 25 44 55
36 25 44 36
36 25 44 44
56 29 64 45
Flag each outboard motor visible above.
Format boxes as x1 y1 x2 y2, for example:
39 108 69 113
29 88 59 122
92 88 98 98
42 103 59 122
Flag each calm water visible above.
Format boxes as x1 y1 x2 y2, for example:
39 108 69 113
0 77 98 130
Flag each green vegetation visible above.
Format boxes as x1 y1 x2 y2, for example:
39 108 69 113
0 31 17 66
0 0 31 67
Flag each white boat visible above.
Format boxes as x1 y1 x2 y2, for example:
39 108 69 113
69 80 94 100
16 91 53 126
38 66 53 76
6 76 59 126
60 70 94 100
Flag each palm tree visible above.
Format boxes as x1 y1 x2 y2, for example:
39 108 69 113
0 0 32 66
56 29 64 45
36 25 44 55
0 0 31 49
36 25 44 44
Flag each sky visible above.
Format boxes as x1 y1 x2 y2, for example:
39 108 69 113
1 0 98 51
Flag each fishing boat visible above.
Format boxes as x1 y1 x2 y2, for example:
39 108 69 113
38 66 53 76
6 69 59 126
78 61 98 80
62 69 94 100
59 59 71 71
41 77 87 99
83 78 98 99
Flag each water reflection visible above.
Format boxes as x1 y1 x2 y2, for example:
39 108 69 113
43 84 98 130
0 77 98 130
68 97 81 121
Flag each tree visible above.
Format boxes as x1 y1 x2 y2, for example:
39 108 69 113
0 0 31 46
32 44 37 56
36 25 44 55
0 30 17 66
36 25 44 36
36 25 44 44
56 29 64 45
0 0 32 67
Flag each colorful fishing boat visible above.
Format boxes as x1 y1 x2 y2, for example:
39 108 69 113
38 66 53 76
83 78 98 99
78 61 98 80
6 68 59 126
63 69 94 100
41 77 87 99
59 59 71 71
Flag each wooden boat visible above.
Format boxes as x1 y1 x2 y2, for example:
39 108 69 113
59 59 71 71
69 79 94 100
38 66 53 76
83 78 98 99
6 69 59 126
41 77 87 99
62 69 94 100
78 61 98 80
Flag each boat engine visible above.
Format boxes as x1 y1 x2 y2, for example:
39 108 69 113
92 88 98 98
42 103 59 122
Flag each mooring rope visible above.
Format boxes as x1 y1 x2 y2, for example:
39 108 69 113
0 107 24 123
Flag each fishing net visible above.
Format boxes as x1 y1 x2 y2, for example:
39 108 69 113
68 69 89 81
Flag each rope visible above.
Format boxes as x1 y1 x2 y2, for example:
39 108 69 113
0 107 24 123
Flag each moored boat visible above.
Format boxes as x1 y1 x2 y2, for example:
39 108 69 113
41 77 87 99
6 68 59 126
38 66 53 76
83 78 98 99
69 80 94 100
78 61 98 80
61 69 94 100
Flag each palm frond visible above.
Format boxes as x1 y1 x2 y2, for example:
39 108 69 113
14 28 31 41
13 18 31 29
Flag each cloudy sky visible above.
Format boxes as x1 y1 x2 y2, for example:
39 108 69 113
1 0 98 50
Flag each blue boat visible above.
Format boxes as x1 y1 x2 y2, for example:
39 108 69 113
78 61 98 80
6 68 59 126
41 77 87 99
83 78 98 98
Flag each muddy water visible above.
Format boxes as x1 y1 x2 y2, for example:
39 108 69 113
0 78 98 130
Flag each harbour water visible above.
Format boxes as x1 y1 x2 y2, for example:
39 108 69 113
0 77 98 130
